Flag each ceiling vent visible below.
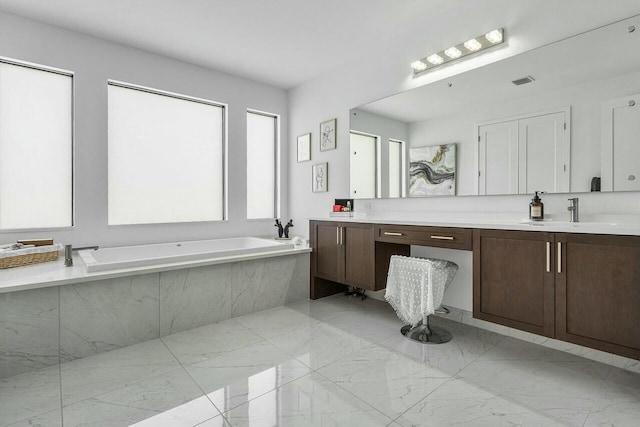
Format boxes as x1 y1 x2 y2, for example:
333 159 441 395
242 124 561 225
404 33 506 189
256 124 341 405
512 76 535 85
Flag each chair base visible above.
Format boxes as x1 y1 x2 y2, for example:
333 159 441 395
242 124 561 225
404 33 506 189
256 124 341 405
401 320 452 344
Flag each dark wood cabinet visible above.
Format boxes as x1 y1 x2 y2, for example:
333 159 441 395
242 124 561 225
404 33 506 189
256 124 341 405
556 233 640 360
311 220 639 360
473 229 556 337
310 221 376 299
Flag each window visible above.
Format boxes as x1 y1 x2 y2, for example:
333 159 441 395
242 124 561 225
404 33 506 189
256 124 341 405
0 59 73 230
108 81 225 225
246 110 278 219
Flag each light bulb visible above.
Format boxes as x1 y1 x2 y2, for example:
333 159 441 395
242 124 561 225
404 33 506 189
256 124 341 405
444 47 462 59
426 54 444 65
464 38 482 51
485 29 503 44
411 60 427 71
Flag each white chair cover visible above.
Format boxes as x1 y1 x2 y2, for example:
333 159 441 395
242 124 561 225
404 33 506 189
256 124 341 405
385 255 458 326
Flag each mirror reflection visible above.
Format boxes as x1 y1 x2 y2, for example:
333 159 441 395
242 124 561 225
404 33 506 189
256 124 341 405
349 16 640 199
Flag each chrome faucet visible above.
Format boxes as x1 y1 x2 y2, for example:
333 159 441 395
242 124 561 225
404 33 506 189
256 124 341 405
568 198 579 222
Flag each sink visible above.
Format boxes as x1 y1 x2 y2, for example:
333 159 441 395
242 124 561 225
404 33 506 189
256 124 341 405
520 221 617 227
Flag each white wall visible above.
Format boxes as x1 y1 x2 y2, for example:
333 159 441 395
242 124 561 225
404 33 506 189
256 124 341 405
0 11 289 248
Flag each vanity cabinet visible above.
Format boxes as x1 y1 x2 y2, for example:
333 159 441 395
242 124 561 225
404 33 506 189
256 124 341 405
474 229 640 359
473 229 556 337
310 221 375 298
556 233 640 360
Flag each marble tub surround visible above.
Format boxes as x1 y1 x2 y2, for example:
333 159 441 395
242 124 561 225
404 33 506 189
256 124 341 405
0 287 59 378
2 295 639 427
1 253 309 378
0 240 310 294
60 273 160 361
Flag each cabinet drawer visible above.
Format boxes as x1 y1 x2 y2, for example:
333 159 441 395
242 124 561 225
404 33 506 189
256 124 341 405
375 224 472 250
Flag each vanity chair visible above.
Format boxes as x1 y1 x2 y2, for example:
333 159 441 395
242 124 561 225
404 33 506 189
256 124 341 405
385 255 458 344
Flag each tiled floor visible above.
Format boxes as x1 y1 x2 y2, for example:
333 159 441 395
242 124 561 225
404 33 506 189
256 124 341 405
1 295 639 426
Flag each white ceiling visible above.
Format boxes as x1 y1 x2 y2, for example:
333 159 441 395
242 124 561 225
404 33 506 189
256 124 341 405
0 0 639 90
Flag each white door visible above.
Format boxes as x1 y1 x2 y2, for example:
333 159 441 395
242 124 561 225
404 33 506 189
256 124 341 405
350 132 377 199
477 121 518 195
518 111 568 194
601 94 640 191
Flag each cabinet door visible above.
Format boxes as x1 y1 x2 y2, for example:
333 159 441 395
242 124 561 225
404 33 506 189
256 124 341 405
343 223 375 289
473 229 555 337
313 221 342 282
556 234 640 360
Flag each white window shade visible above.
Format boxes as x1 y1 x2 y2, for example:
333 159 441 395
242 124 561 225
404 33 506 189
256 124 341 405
246 111 277 219
0 61 73 229
108 83 225 225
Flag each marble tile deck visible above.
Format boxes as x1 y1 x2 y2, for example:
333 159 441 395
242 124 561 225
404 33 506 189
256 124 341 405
1 295 638 426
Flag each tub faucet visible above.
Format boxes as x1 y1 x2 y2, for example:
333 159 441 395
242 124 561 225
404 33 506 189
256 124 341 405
64 244 73 267
568 198 579 223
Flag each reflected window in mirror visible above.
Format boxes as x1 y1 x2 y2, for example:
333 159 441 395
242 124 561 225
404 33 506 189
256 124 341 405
388 139 406 198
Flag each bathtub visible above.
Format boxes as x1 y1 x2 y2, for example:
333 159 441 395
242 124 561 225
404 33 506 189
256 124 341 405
79 237 296 273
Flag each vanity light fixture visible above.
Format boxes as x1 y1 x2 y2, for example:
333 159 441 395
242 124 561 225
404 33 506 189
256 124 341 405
412 28 505 76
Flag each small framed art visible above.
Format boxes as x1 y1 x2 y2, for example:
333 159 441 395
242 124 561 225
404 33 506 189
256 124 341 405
297 133 311 162
312 162 328 192
319 118 336 151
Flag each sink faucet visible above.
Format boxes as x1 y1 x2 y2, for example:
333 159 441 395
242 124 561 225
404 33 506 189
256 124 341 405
568 198 579 222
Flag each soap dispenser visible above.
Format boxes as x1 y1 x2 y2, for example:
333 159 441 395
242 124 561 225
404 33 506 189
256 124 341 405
529 191 544 221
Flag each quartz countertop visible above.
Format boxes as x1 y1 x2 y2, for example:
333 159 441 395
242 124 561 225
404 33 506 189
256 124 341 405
309 213 640 236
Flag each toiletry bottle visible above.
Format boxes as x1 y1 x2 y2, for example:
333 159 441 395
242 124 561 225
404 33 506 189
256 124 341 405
529 191 544 221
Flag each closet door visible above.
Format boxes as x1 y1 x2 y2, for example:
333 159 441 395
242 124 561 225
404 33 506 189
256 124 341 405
518 111 568 193
601 94 640 191
477 121 519 195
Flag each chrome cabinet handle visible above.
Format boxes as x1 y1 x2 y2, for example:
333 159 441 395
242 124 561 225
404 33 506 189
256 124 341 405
340 227 343 245
430 235 454 240
383 232 403 236
336 227 339 245
546 242 550 272
557 242 562 273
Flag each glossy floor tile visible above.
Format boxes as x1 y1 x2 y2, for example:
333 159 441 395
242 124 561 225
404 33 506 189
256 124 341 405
1 294 639 427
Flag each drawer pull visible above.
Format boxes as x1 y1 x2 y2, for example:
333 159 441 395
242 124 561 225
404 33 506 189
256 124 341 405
383 232 404 236
430 235 454 241
557 242 562 274
546 242 550 272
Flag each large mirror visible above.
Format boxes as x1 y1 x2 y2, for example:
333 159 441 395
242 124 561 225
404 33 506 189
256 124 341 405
349 16 640 199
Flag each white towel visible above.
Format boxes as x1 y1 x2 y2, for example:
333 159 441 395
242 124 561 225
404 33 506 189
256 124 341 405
385 255 458 326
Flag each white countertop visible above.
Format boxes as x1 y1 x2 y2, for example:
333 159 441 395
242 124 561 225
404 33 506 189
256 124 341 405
310 213 640 236
0 245 311 294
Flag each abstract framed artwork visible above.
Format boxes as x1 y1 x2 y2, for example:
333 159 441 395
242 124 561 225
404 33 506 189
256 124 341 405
409 143 456 196
312 162 328 192
319 118 336 151
297 133 311 162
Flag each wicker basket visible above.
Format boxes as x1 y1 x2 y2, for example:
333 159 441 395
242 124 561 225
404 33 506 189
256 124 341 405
0 246 61 269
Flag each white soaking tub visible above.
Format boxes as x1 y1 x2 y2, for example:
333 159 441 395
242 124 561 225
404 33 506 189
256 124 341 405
79 237 295 272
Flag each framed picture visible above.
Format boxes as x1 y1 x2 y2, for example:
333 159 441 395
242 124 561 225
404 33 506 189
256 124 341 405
409 143 456 197
319 118 336 151
312 162 328 192
297 133 311 162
